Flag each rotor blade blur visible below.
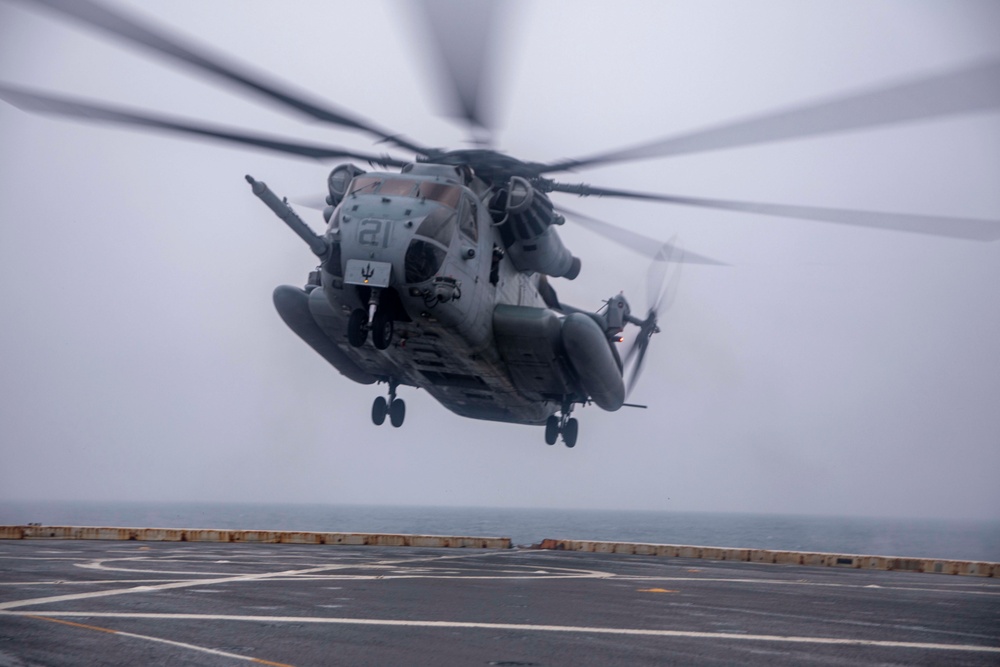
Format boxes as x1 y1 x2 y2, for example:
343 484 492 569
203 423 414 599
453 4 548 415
412 0 502 137
292 194 332 211
556 206 728 265
17 0 430 155
542 57 1000 172
625 338 650 398
550 183 1000 241
646 240 675 314
623 334 641 368
0 84 409 166
655 246 685 314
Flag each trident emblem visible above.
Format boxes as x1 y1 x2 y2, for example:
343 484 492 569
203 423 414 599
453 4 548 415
361 263 375 284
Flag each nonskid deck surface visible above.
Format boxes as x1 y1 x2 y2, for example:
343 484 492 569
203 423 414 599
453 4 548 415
0 540 997 666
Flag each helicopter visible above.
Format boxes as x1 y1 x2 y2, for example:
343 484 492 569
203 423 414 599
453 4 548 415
2 0 998 449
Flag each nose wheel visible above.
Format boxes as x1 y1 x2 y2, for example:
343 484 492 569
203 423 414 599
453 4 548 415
371 380 405 428
544 408 579 448
348 289 392 349
348 308 368 347
371 311 393 350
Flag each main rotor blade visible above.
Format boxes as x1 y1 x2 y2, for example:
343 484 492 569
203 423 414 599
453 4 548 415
556 206 727 265
0 84 409 166
542 58 1000 173
412 0 502 138
17 0 430 155
550 183 1000 241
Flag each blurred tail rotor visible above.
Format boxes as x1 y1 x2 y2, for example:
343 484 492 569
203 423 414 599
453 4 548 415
624 238 684 397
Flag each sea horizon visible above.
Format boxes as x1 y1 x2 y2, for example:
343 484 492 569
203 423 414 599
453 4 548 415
2 499 997 562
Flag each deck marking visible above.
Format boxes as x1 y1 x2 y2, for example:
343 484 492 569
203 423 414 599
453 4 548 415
0 579 187 586
8 611 999 654
613 576 1000 595
23 614 296 667
0 550 505 611
27 615 118 635
0 562 366 611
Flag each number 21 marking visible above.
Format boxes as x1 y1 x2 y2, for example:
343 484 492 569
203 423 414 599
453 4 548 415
359 219 391 248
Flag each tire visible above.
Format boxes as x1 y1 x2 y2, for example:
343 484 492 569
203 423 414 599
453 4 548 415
371 396 387 425
562 418 579 448
389 398 406 428
371 312 393 350
348 309 368 347
544 415 559 445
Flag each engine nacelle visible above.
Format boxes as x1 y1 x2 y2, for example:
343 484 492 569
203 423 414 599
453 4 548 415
490 177 581 280
326 163 366 207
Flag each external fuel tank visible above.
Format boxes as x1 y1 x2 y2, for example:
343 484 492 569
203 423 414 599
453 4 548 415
561 313 625 411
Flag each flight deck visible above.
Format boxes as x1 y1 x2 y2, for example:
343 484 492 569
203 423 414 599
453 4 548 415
0 531 997 666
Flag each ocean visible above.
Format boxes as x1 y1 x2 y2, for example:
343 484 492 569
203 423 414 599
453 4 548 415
1 501 997 562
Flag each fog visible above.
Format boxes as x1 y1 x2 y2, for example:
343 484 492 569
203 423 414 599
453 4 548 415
1 0 998 520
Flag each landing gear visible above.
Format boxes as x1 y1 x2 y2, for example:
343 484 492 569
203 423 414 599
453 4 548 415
544 416 559 445
371 311 393 350
348 288 394 349
545 403 579 448
389 397 405 427
372 380 405 428
562 418 579 448
371 396 388 425
348 309 367 347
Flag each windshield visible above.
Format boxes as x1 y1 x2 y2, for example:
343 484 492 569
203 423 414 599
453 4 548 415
416 182 461 208
349 176 461 209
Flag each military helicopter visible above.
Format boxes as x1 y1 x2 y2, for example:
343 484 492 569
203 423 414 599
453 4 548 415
2 0 998 448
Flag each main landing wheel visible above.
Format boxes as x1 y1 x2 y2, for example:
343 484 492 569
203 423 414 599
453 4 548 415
371 396 387 425
544 416 559 445
562 418 579 448
389 398 405 427
348 309 368 347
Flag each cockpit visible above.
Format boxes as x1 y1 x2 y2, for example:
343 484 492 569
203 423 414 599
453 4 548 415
348 176 462 209
340 174 479 286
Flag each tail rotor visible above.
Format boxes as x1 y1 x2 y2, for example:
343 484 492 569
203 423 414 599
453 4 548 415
624 238 684 397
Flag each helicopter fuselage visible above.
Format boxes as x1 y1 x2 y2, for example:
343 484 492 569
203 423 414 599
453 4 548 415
270 165 626 427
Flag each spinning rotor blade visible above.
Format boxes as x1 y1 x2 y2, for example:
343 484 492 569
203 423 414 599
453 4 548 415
651 244 684 316
0 84 408 166
16 0 429 155
624 241 684 397
549 183 1000 241
413 0 502 139
556 206 727 265
625 339 651 399
542 57 1000 172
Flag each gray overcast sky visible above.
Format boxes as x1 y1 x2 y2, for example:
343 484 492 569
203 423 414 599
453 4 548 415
0 0 998 519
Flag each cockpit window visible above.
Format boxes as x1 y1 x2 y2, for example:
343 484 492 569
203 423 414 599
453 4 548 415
348 175 416 196
379 179 417 197
405 241 446 283
348 175 381 195
417 182 461 208
348 176 461 209
416 208 456 246
406 207 455 284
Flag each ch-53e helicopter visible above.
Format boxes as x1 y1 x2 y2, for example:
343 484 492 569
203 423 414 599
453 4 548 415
3 0 998 448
